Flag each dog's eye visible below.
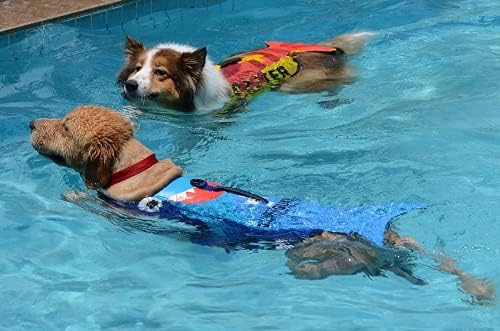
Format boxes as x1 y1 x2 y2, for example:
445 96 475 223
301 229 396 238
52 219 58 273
135 65 142 71
154 69 167 77
62 123 70 135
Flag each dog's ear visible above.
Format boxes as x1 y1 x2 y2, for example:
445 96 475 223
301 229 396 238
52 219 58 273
83 109 134 189
125 36 144 60
181 47 207 81
84 140 116 189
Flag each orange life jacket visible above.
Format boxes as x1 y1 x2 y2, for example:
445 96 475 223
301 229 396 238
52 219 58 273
217 41 341 99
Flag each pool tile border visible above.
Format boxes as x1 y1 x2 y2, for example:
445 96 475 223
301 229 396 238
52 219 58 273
0 0 227 46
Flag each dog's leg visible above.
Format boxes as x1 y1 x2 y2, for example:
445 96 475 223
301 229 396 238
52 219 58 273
317 98 353 110
386 265 427 286
286 232 384 279
62 191 90 202
438 258 495 304
385 230 496 303
287 251 379 280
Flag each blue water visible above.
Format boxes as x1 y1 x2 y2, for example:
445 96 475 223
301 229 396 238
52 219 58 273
1 0 500 329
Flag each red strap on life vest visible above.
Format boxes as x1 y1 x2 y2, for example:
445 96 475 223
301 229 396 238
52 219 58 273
109 154 159 186
264 41 337 55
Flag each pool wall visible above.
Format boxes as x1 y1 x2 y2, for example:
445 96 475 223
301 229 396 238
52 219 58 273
0 0 228 45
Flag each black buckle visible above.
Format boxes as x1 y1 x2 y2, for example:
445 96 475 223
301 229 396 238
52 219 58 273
190 179 269 204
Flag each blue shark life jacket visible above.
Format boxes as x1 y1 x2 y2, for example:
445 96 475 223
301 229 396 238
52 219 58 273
103 177 424 247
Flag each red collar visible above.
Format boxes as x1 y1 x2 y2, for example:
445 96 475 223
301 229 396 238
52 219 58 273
109 154 159 187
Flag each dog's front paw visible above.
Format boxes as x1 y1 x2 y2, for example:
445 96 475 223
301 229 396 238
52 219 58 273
62 191 89 202
317 98 352 110
463 278 496 304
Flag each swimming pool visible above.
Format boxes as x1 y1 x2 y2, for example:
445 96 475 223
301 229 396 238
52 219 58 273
1 0 499 329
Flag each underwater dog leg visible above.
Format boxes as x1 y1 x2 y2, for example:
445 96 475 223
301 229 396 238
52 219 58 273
286 232 383 280
437 258 495 303
287 255 370 280
386 265 427 286
385 230 495 303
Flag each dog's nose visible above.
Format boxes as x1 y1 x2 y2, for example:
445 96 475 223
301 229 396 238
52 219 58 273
124 80 138 92
29 120 36 132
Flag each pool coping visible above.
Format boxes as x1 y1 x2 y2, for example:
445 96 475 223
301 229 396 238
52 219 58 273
0 0 131 35
0 0 225 36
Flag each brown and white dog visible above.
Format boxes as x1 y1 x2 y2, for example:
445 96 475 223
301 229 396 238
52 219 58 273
118 32 373 111
30 106 495 302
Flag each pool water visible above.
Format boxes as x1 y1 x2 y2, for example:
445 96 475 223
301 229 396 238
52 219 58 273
1 0 500 329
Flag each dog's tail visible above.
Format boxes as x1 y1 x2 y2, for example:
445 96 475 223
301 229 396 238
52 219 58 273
321 32 375 56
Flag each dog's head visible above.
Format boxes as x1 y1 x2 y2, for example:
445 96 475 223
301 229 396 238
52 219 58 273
30 105 134 189
117 36 208 111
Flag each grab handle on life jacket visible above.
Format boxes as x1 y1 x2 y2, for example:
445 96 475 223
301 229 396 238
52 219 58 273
190 179 269 204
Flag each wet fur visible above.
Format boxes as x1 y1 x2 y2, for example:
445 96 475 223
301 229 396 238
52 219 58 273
30 106 182 199
286 232 426 285
30 106 134 189
279 51 352 93
118 32 374 111
118 38 227 111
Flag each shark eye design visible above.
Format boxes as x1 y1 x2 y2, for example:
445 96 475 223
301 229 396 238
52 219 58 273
138 197 162 213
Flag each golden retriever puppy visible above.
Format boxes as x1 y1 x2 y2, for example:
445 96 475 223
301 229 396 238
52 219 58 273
30 105 182 201
30 106 495 303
